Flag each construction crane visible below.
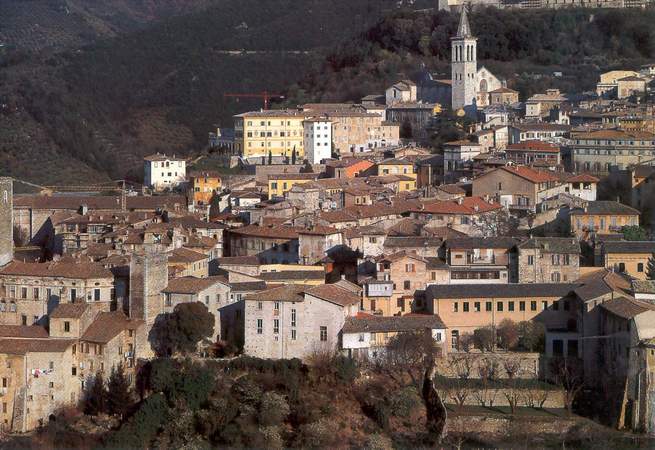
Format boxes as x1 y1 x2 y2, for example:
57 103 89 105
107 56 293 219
223 91 285 110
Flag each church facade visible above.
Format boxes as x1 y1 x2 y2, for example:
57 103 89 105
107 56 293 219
450 8 502 114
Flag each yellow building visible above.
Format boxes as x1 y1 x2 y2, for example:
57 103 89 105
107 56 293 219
373 158 417 180
570 201 640 240
188 171 221 210
267 173 319 199
234 109 310 159
600 241 655 280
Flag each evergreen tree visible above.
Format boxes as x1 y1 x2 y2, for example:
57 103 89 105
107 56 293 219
107 364 131 418
291 147 297 165
647 253 655 280
268 150 273 165
85 371 107 415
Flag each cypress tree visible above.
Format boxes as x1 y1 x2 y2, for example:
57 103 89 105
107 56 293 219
107 364 131 418
85 371 107 415
646 253 655 280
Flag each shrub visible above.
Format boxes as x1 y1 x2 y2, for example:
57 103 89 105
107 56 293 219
334 355 359 383
366 433 394 450
258 392 290 426
296 418 336 448
390 386 421 417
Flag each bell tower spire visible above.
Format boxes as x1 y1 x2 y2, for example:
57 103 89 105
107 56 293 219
451 5 477 112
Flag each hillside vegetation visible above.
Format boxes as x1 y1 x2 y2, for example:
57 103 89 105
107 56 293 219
0 0 406 185
2 5 655 186
293 7 655 104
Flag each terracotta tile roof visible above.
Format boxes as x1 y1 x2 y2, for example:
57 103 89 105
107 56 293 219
446 237 520 250
519 237 580 254
298 225 341 236
416 197 502 215
427 283 579 299
81 311 142 343
216 256 261 266
489 87 518 94
259 271 325 281
163 276 229 294
602 241 655 254
0 338 74 355
573 129 655 140
0 325 49 339
569 201 640 216
342 313 446 333
0 260 113 279
50 303 89 319
438 184 467 195
169 216 225 230
507 140 560 153
168 247 207 264
565 173 599 183
305 284 360 307
230 281 267 292
229 224 301 239
574 269 632 301
13 195 186 211
600 296 655 320
500 166 559 183
268 173 319 181
245 284 308 302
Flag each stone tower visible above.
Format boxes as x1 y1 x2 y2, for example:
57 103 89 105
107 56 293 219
0 177 13 267
451 7 478 113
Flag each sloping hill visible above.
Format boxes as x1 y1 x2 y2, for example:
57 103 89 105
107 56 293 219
0 0 406 185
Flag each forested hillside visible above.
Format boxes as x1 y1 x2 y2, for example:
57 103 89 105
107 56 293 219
2 4 655 186
293 7 655 104
0 0 407 186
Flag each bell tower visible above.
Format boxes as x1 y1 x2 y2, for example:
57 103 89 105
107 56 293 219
0 177 13 267
451 6 477 112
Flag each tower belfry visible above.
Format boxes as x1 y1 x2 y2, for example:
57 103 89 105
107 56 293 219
451 6 478 112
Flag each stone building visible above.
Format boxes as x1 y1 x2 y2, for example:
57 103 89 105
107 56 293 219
446 237 519 284
0 177 13 267
569 201 640 240
241 284 360 359
162 276 232 341
517 237 580 283
0 260 115 327
227 224 300 264
598 241 655 280
568 129 655 174
297 226 343 265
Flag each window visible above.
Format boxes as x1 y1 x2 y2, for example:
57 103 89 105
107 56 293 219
619 262 626 272
358 333 365 342
257 319 263 334
551 272 561 282
553 301 559 311
94 289 100 302
165 294 172 307
531 301 537 311
21 287 27 299
21 315 27 326
205 295 210 305
542 301 548 311
485 301 492 312
273 319 279 334
527 255 534 265
403 280 411 290
320 326 328 341
451 330 459 350
258 301 263 310
497 302 503 312
474 302 481 312
463 302 469 312
453 302 459 313
508 301 515 312
638 263 644 273
291 329 297 340
33 288 39 299
72 367 77 376
1 378 6 388
64 321 70 333
405 263 415 272
70 288 76 302
274 301 280 313
519 301 525 311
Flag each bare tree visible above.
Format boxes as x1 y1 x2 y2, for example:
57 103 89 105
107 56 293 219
549 357 584 413
523 386 549 409
458 333 474 353
503 358 521 380
379 330 441 387
473 209 520 237
503 377 522 415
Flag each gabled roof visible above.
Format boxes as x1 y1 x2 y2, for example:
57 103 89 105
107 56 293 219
602 241 655 254
506 140 559 153
600 296 655 320
573 269 632 302
427 283 579 299
518 237 580 254
342 313 446 334
570 201 640 216
168 247 207 264
416 197 502 215
305 284 360 307
82 311 142 344
163 276 229 294
50 303 89 319
499 166 559 183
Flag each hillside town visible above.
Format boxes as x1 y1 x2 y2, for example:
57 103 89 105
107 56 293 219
3 7 655 444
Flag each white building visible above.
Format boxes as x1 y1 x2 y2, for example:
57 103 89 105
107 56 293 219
144 153 187 191
451 8 502 114
565 174 598 201
443 140 481 172
341 314 447 360
303 118 333 164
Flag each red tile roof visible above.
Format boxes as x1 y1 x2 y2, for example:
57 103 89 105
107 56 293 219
417 197 502 215
0 339 74 355
566 173 600 183
507 140 559 153
0 325 49 339
50 303 89 319
500 166 559 183
82 311 142 344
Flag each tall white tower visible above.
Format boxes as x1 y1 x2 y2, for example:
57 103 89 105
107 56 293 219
451 7 477 112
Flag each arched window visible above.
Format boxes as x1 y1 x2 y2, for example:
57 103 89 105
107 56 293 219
9 302 16 312
480 79 488 93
